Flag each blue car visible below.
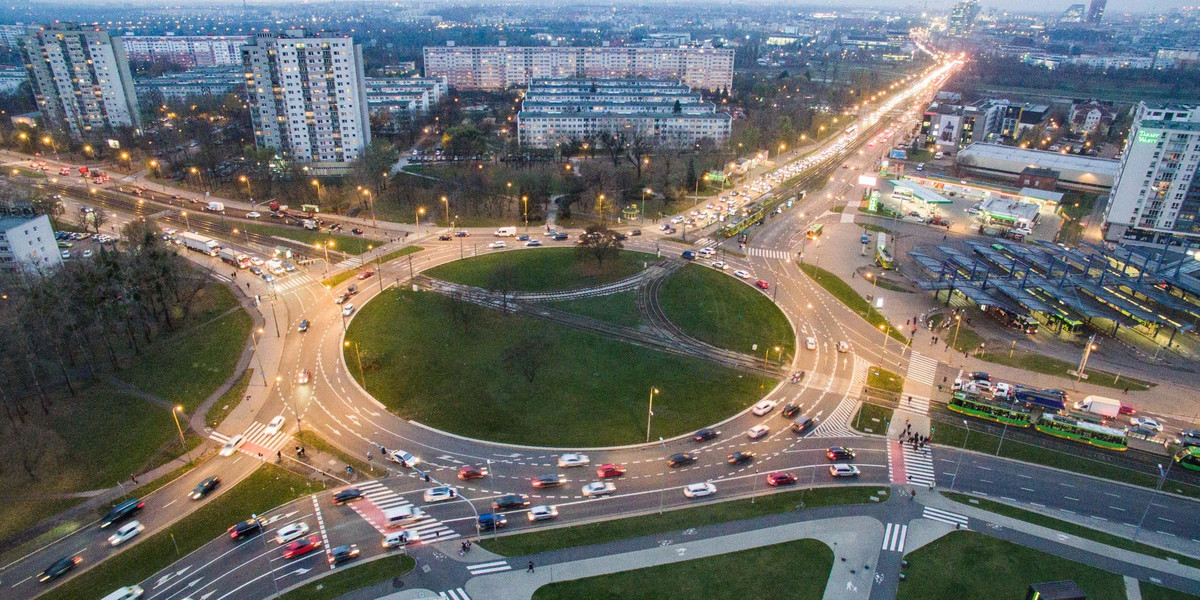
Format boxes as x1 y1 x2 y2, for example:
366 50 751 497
477 513 507 530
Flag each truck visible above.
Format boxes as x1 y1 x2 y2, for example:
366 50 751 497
301 219 318 231
494 227 516 237
1073 395 1121 418
205 201 225 213
218 248 251 269
1014 388 1066 412
181 232 220 256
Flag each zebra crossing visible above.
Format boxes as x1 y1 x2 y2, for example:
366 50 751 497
882 522 908 552
467 560 512 576
747 247 793 261
439 588 472 600
811 356 869 437
351 480 460 542
209 420 290 453
922 506 970 528
906 352 939 387
901 441 936 487
270 273 314 294
901 395 931 416
694 237 715 247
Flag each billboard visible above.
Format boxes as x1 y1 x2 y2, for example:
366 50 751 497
857 175 878 187
889 149 908 160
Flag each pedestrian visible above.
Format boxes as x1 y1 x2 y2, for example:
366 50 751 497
905 418 910 427
277 450 282 462
527 560 535 573
131 473 138 484
908 396 913 405
1123 387 1129 395
246 282 250 290
942 234 947 241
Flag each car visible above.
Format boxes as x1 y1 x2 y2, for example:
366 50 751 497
733 269 751 279
386 449 420 467
531 474 567 488
727 451 755 465
341 304 355 316
382 530 420 548
334 292 350 304
296 369 311 385
329 544 360 565
711 260 728 269
826 447 856 461
517 234 530 241
778 404 801 420
916 162 925 171
100 585 144 600
836 341 850 353
1131 417 1164 433
190 476 220 500
219 434 245 456
683 483 716 498
37 555 81 582
766 472 797 486
492 494 531 511
332 488 364 504
108 520 145 546
261 272 275 283
228 517 265 539
274 522 311 544
751 400 776 416
755 279 770 290
1176 433 1200 449
596 463 626 478
630 229 641 236
693 428 720 442
668 452 697 467
698 247 716 256
351 227 364 235
439 234 452 241
527 505 558 522
455 231 470 237
489 241 506 249
101 498 145 528
582 481 616 497
297 319 309 333
747 424 770 439
1119 403 1137 415
1180 429 1200 439
525 239 542 247
477 513 508 530
805 337 817 350
829 464 860 477
61 250 70 259
282 534 322 559
356 269 374 280
423 486 458 503
347 284 359 295
246 211 261 219
557 453 590 468
458 465 489 480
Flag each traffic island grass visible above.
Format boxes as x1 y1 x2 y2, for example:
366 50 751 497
237 222 375 255
278 554 415 600
866 366 904 402
852 403 894 434
943 492 1200 570
479 486 887 557
347 289 775 446
320 245 424 288
1142 582 1200 600
38 464 317 600
207 368 253 428
532 538 833 600
546 290 642 327
424 247 652 291
796 263 906 343
295 431 374 476
658 263 796 356
897 531 1127 600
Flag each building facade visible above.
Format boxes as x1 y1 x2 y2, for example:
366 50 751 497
135 66 243 103
364 76 447 132
1087 0 1107 23
947 0 981 36
18 24 142 140
0 214 62 274
423 44 734 92
242 30 371 175
123 35 249 67
1104 103 1200 248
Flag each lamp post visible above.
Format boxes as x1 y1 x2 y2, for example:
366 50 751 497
42 135 58 160
441 195 450 228
361 189 376 228
311 179 323 208
522 195 529 231
1076 333 1097 382
248 328 268 386
345 340 365 385
415 206 425 237
148 159 161 183
1133 462 1171 541
239 175 252 204
180 210 190 231
172 405 193 465
189 166 205 190
316 240 334 276
598 194 606 223
878 323 889 362
641 188 651 225
952 314 963 351
951 419 969 491
658 436 667 514
646 387 659 443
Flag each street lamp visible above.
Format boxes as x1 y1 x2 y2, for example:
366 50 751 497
951 419 969 491
311 179 322 207
189 166 205 190
345 340 365 384
522 195 529 231
171 405 193 465
180 210 190 231
658 436 668 514
641 188 651 224
362 189 376 227
952 314 963 351
878 323 889 360
42 135 58 160
598 194 606 223
316 240 334 275
239 175 252 204
441 195 450 228
1133 462 1172 541
148 159 160 180
415 206 425 236
646 387 659 442
248 328 268 386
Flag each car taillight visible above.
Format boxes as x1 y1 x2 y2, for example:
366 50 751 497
137 502 145 508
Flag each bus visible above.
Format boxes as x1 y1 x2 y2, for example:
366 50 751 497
806 223 823 239
1174 447 1200 472
1034 413 1127 451
948 392 1033 427
875 232 894 270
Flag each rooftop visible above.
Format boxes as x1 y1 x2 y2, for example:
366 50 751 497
957 143 1120 177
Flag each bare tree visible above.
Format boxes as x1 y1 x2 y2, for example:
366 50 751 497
503 331 552 388
575 224 624 269
485 260 518 315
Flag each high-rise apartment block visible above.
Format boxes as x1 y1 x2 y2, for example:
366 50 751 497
947 0 981 36
123 35 249 67
18 24 141 140
242 30 371 175
423 44 734 92
1104 103 1200 248
1087 0 1107 23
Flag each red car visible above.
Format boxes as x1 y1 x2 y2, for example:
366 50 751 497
356 269 375 280
755 279 770 290
458 465 489 480
1119 403 1136 415
282 534 322 559
766 472 797 486
596 464 626 478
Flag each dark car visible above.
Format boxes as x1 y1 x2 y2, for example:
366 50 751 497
438 234 452 241
614 233 628 241
693 428 720 442
492 494 531 511
100 498 145 529
781 403 801 418
826 446 856 461
478 513 508 530
455 231 470 237
351 227 364 235
766 472 797 486
967 371 991 382
727 451 755 465
1176 434 1200 449
228 517 265 540
553 233 568 241
190 476 220 500
458 465 489 480
332 488 364 505
531 474 567 488
630 229 642 236
517 234 530 241
792 416 818 435
329 544 360 565
668 452 697 467
37 556 81 583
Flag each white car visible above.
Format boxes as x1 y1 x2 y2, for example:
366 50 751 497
683 482 716 498
274 522 310 544
219 434 245 456
246 211 261 219
698 247 715 256
751 400 776 416
557 453 591 468
582 481 616 498
711 261 728 270
829 464 861 477
423 486 458 503
1130 417 1163 433
488 241 506 249
747 424 770 439
386 449 419 467
263 415 286 436
341 304 355 317
733 270 751 279
107 520 145 546
527 505 558 522
382 530 420 549
805 337 817 351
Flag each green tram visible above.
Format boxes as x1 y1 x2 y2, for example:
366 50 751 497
1175 447 1200 472
1035 413 1128 451
948 392 1033 427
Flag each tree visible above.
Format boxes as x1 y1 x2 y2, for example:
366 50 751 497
351 139 399 196
575 224 623 269
486 260 518 315
503 331 551 388
672 99 682 114
685 158 698 193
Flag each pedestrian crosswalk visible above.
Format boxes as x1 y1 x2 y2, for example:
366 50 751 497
922 506 969 528
210 420 290 454
882 522 908 552
694 237 715 247
906 352 939 387
271 273 314 294
840 211 856 224
901 441 936 487
811 358 869 437
351 480 460 542
467 560 512 576
747 247 793 261
439 588 471 600
900 394 931 416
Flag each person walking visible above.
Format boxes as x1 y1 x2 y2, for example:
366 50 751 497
527 560 535 573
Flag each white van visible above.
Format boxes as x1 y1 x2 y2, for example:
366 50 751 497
383 506 423 528
494 227 516 237
101 586 144 600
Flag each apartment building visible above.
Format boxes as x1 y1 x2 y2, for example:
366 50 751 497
123 35 249 67
135 66 243 103
364 76 447 131
0 214 62 274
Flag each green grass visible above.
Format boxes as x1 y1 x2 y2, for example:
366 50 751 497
207 368 253 428
278 555 415 600
867 367 903 393
658 264 796 356
943 492 1200 569
295 431 374 476
830 205 846 213
347 289 775 446
859 223 891 234
546 290 642 327
321 269 361 288
796 263 906 343
1141 582 1200 600
898 531 1127 600
376 245 423 265
238 222 375 255
853 403 894 434
323 246 425 288
424 247 651 292
0 498 86 555
38 465 317 600
480 486 887 556
533 538 832 600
